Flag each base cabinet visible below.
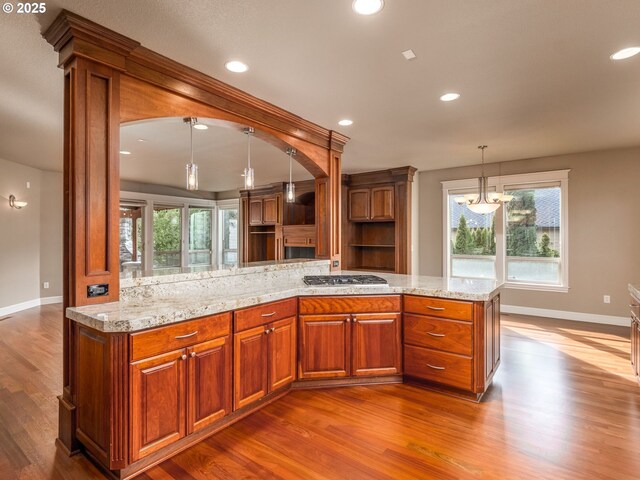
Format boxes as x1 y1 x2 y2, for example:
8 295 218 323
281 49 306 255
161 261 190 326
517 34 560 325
298 296 402 380
233 300 297 410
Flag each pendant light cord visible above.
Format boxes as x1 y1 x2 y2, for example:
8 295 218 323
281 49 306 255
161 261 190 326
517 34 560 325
247 131 251 169
289 149 292 184
190 118 194 166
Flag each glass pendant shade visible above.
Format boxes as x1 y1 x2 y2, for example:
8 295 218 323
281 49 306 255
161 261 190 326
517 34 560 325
243 167 254 189
286 182 295 203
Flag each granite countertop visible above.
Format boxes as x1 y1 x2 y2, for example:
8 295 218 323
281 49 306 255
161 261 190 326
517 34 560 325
68 269 501 333
630 284 640 301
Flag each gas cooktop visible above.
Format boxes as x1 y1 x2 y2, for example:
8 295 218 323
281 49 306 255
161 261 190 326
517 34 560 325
303 275 388 286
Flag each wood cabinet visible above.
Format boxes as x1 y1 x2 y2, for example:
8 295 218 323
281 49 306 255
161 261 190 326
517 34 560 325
129 313 232 462
343 167 416 273
403 294 500 400
631 293 640 383
248 195 280 226
298 296 402 379
233 299 297 410
282 225 316 247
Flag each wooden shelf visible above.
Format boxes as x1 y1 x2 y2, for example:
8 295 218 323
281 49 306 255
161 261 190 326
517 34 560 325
250 231 275 235
349 244 395 248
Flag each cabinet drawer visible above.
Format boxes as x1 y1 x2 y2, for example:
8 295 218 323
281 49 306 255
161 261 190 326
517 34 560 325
404 345 472 391
404 295 473 321
130 313 231 362
235 298 297 332
404 314 472 356
299 295 401 314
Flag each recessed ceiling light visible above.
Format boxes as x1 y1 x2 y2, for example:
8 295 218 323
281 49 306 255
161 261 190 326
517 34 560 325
352 0 384 15
137 138 147 142
440 93 461 102
338 119 353 126
610 46 640 60
401 49 417 61
225 60 248 73
193 124 208 130
120 150 131 155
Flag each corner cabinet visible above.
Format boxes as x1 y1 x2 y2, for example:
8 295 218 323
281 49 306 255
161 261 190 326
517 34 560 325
128 313 232 461
298 296 402 380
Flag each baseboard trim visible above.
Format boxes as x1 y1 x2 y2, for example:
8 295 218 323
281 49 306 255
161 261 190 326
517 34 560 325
502 304 629 327
0 296 63 316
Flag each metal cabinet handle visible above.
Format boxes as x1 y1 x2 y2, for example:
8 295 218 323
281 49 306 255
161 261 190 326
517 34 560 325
427 332 446 337
426 306 445 311
629 304 639 308
190 351 196 358
175 331 198 339
264 329 271 335
270 327 276 333
352 318 358 323
261 312 277 317
181 354 187 361
346 318 351 323
426 364 445 370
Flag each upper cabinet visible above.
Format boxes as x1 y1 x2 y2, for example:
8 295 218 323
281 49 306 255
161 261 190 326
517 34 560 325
349 186 395 222
249 194 281 226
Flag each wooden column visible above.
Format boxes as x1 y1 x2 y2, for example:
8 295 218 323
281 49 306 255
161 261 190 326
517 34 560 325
44 13 137 455
315 136 343 270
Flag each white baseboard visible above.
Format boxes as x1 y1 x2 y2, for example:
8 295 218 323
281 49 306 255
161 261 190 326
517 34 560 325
0 296 63 317
502 304 630 327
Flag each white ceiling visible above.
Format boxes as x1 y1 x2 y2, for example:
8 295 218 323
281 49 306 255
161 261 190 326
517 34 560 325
1 0 639 191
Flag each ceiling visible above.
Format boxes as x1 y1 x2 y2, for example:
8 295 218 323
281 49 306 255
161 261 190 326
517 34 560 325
1 0 639 191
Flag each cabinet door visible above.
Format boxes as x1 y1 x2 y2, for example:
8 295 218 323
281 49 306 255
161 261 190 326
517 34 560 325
268 316 297 392
370 186 395 221
234 326 268 410
262 196 279 224
299 314 351 379
352 313 401 376
249 199 263 225
348 189 370 221
130 349 186 461
187 336 231 435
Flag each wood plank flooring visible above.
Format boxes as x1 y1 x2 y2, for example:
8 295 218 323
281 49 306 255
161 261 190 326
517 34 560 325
1 305 639 479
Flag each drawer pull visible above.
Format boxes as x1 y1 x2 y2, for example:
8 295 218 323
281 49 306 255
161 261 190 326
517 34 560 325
427 332 446 337
426 364 445 370
175 331 198 340
181 354 187 361
261 312 277 317
426 306 446 311
630 304 639 308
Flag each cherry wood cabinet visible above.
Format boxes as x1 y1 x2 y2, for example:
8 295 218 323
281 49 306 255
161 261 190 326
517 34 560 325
370 186 395 220
403 294 500 400
348 189 370 221
233 300 297 410
298 296 402 379
248 195 281 226
129 313 232 462
249 199 263 225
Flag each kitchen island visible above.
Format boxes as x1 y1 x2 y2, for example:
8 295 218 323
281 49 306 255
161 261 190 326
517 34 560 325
66 260 501 479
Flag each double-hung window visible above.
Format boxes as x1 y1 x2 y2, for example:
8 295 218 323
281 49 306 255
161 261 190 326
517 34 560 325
443 170 569 291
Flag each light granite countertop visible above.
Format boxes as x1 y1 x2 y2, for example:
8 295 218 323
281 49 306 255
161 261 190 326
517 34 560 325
68 267 501 333
630 284 640 301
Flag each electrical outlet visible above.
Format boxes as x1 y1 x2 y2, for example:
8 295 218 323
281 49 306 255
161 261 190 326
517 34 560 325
603 295 610 304
43 282 49 289
26 181 30 189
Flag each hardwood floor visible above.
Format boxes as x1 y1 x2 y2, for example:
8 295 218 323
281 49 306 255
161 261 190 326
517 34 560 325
1 305 639 479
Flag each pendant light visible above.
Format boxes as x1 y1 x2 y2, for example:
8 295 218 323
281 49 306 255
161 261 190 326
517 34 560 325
455 145 511 214
285 147 296 203
184 117 198 191
243 127 255 190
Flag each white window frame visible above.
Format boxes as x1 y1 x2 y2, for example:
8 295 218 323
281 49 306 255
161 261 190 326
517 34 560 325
442 169 570 292
216 198 240 266
120 191 217 270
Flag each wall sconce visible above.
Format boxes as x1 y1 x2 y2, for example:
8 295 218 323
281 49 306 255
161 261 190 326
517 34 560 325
9 195 28 209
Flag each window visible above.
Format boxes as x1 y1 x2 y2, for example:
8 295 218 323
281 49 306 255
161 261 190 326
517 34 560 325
218 205 239 266
188 207 213 266
443 170 569 291
119 204 144 272
153 205 182 268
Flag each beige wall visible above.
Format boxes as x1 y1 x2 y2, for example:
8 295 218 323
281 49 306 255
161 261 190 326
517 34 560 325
40 171 63 298
418 146 640 318
0 158 42 307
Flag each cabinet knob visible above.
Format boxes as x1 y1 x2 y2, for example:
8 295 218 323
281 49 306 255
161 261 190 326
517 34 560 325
352 318 358 323
190 351 196 358
181 354 187 361
264 329 271 335
345 318 351 323
270 327 276 333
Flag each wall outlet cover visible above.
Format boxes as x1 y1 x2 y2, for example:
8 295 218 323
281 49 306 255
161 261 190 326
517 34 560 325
603 295 611 304
43 282 49 289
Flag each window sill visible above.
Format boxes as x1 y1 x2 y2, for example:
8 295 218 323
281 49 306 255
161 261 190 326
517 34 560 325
504 282 569 293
